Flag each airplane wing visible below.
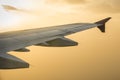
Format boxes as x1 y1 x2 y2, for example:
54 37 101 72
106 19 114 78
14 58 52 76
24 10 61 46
0 17 111 69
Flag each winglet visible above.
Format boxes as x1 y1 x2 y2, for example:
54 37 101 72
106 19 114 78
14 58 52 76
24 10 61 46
95 17 111 32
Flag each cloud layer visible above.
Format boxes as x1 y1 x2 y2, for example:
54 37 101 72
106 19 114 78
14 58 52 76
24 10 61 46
87 0 120 13
45 0 120 13
64 0 86 4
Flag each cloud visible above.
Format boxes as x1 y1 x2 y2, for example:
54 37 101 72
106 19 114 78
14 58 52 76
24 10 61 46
2 5 28 12
64 0 86 4
2 5 19 11
87 0 120 13
2 4 41 15
45 0 86 4
75 0 120 13
45 0 120 13
2 0 120 15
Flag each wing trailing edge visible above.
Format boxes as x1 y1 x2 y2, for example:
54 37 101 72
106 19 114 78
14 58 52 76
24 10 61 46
14 48 30 52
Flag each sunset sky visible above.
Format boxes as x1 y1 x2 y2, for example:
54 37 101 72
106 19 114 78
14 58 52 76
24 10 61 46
0 0 120 80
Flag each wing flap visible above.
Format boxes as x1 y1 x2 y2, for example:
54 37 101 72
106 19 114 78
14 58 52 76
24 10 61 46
35 37 78 47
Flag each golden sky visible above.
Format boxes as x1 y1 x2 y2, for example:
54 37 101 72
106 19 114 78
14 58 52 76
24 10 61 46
0 0 120 80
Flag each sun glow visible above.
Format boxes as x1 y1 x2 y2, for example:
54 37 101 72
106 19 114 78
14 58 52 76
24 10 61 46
0 0 86 32
0 0 75 30
0 13 22 27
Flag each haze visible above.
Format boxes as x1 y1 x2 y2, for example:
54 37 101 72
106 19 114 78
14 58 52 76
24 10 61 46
0 0 120 80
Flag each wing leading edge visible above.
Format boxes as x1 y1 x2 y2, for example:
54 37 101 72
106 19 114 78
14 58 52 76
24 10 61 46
0 17 111 69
